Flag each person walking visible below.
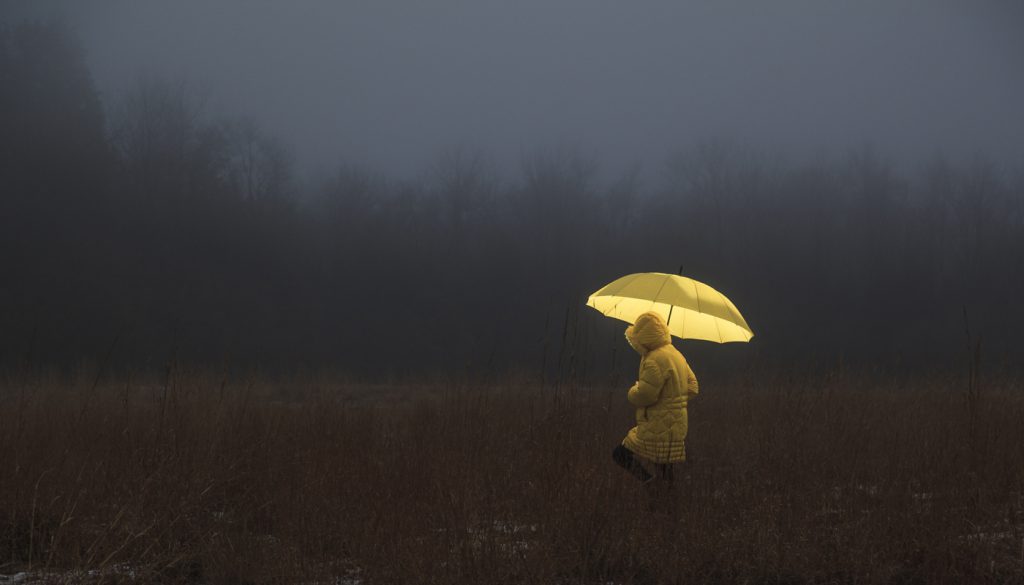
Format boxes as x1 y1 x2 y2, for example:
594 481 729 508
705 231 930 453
612 311 699 490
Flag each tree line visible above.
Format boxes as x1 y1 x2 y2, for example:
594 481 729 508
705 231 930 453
2 21 1022 376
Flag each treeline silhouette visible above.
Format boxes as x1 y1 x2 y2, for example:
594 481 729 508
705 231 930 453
2 21 1022 375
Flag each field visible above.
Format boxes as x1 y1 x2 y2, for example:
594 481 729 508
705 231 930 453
2 363 1023 584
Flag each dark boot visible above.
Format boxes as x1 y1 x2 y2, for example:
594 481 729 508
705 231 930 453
612 444 652 483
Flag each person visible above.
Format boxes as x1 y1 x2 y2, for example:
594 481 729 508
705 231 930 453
612 311 699 490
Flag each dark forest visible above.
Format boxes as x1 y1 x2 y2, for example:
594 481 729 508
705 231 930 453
3 21 1022 377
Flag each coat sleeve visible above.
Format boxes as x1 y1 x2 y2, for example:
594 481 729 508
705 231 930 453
628 358 664 406
687 363 699 395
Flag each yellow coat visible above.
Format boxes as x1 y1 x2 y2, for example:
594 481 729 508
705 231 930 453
622 311 699 464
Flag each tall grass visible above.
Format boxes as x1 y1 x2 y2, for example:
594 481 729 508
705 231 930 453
1 364 1022 584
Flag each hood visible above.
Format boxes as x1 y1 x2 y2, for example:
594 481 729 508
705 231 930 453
625 311 672 355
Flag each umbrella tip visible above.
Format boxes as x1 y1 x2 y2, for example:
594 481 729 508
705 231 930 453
677 265 684 276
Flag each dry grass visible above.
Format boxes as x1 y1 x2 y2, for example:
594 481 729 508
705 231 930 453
1 364 1023 584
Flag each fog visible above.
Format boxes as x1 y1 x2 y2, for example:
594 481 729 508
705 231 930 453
5 1 1024 177
1 1 1023 376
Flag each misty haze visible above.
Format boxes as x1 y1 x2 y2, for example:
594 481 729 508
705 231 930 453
1 1 1023 583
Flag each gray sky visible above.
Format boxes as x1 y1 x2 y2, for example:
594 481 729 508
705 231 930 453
4 0 1024 178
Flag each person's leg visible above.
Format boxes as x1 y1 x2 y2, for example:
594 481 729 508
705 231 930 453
656 463 675 490
612 444 653 483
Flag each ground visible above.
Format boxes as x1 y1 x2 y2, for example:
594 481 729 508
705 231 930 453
1 366 1022 584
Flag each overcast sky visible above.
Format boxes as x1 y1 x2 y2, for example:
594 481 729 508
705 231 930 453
3 0 1023 178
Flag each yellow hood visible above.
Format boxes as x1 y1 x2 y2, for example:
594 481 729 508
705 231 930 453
624 311 671 355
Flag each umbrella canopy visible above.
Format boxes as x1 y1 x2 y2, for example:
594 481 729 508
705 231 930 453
586 272 753 343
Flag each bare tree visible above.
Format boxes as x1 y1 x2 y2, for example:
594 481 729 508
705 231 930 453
429 146 496 241
108 74 224 206
222 117 294 205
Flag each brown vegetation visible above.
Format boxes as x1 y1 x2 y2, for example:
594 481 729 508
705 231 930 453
2 364 1022 584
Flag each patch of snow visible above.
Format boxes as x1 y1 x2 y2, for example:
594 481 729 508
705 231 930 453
298 566 363 585
0 563 140 584
854 484 879 497
960 530 1016 543
491 520 538 535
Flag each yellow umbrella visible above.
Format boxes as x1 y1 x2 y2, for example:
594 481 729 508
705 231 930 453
586 272 753 343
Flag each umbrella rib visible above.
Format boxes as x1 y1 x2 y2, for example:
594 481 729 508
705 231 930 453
694 280 723 342
717 288 738 338
606 272 643 297
653 274 671 319
707 287 725 342
722 289 751 333
603 273 644 316
679 303 687 337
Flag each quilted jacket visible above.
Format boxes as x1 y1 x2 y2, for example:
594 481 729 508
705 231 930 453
621 311 699 464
